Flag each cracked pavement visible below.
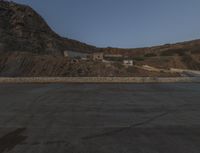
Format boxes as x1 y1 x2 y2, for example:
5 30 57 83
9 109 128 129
0 83 200 153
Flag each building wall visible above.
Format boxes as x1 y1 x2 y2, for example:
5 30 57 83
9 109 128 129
123 60 133 66
63 51 69 57
91 53 104 61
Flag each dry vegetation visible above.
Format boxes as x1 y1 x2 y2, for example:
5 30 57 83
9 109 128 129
0 52 180 77
0 1 200 77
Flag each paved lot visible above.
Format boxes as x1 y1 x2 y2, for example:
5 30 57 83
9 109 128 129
0 83 200 153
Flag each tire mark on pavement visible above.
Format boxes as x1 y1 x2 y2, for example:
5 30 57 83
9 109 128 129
0 128 27 153
82 111 169 140
82 103 190 140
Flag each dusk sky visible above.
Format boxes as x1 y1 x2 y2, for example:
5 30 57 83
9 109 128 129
13 0 200 48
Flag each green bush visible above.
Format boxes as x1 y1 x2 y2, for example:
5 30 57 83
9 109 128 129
133 56 145 61
160 49 186 56
144 53 157 57
190 47 200 54
105 57 123 61
127 67 135 73
113 62 124 69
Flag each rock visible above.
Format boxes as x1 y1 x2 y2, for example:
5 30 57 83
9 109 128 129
0 0 97 55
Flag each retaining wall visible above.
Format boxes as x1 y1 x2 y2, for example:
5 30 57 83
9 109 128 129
0 77 199 83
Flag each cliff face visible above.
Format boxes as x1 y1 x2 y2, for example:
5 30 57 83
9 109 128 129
0 0 97 55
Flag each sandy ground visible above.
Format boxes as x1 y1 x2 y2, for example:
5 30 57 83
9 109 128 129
0 83 200 153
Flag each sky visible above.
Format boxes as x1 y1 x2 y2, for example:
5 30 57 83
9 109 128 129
12 0 200 48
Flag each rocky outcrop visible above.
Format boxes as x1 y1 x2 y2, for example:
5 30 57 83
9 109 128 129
0 0 97 55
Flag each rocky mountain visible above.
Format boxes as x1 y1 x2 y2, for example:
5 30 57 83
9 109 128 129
0 0 200 77
0 0 97 55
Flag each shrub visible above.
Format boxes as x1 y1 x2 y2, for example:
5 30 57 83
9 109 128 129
113 62 124 69
160 49 186 56
133 56 145 61
127 67 135 73
190 47 200 54
105 57 123 61
144 53 157 57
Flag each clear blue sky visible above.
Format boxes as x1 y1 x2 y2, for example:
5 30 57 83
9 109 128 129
13 0 200 48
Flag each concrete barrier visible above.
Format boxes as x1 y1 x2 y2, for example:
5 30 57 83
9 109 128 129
0 77 199 83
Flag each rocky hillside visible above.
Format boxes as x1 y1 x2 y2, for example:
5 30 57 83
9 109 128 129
0 0 199 77
101 39 200 57
0 0 97 55
0 52 179 77
101 39 200 70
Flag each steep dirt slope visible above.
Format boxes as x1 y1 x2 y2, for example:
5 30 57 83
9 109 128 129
0 52 179 77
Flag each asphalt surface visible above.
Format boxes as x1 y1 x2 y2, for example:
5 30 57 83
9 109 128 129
0 83 200 153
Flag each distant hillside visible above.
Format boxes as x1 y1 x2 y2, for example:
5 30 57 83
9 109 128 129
100 39 200 56
0 52 180 77
101 39 200 70
0 0 200 76
0 0 97 55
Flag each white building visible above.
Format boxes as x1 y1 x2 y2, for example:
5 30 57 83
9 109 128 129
89 52 104 61
63 51 69 57
123 60 133 66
